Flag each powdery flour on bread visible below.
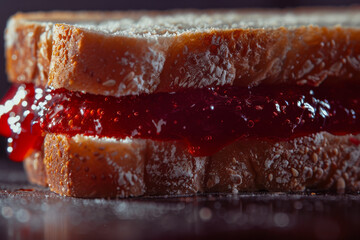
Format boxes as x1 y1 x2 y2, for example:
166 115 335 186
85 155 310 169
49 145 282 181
5 10 360 197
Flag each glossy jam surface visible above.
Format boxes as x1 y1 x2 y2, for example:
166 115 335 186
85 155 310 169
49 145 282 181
0 83 359 161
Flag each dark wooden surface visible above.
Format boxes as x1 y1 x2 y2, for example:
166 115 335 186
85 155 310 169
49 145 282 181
0 160 359 240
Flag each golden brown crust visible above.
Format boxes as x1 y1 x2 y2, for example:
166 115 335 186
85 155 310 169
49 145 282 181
5 11 160 86
7 10 360 91
145 140 207 195
38 132 360 198
44 134 146 198
9 11 146 22
48 25 360 96
207 133 360 194
6 21 46 85
206 140 257 193
48 24 171 96
43 134 207 197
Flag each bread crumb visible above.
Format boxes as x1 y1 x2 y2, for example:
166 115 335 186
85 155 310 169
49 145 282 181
314 168 324 179
312 153 318 163
336 177 346 193
268 173 273 181
291 168 299 177
102 79 116 87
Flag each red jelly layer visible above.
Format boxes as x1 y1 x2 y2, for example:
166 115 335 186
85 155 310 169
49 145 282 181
0 83 359 161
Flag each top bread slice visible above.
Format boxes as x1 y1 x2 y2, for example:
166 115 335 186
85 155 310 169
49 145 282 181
6 9 360 93
4 9 360 198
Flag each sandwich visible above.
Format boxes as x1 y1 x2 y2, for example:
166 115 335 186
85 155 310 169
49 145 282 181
0 9 360 198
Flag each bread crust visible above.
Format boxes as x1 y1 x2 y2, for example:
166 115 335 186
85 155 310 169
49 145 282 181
207 133 360 193
6 20 47 86
5 11 159 87
39 132 360 197
7 10 360 91
145 140 207 195
48 25 360 96
44 134 147 198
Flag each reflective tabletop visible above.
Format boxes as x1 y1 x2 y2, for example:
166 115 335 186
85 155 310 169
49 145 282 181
0 160 359 240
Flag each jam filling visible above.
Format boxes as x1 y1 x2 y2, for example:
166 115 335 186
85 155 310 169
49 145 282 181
0 83 359 161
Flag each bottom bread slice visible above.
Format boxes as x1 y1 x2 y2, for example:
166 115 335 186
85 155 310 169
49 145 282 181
24 132 360 197
24 151 47 187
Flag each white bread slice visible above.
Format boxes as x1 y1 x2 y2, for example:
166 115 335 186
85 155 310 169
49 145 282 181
7 9 360 93
41 132 360 197
24 150 47 186
4 10 360 197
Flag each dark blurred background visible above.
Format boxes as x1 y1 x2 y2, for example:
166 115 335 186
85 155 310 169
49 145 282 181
0 0 359 161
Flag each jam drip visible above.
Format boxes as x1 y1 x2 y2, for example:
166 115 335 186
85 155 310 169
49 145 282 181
0 84 43 161
0 83 359 161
